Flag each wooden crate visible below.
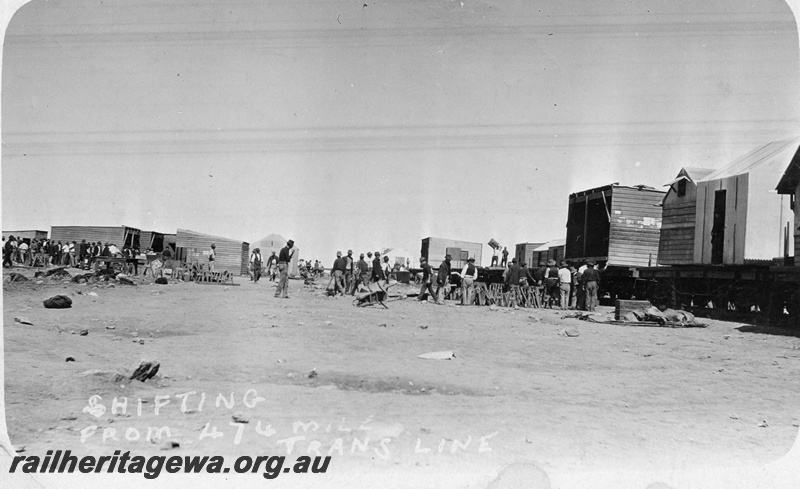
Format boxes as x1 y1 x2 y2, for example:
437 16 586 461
615 299 652 320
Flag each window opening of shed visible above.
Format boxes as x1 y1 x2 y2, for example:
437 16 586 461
677 179 687 197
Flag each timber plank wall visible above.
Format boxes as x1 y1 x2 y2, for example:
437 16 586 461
50 226 133 247
176 228 249 275
515 242 545 267
658 199 696 265
422 237 482 269
607 187 664 267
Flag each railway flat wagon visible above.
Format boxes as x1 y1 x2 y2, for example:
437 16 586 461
565 183 665 300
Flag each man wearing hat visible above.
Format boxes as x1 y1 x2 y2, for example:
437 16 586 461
581 260 600 312
460 256 478 305
544 259 560 308
351 253 370 295
503 257 521 293
418 256 436 302
208 243 216 272
250 248 263 283
371 251 384 284
331 251 347 295
558 261 572 310
344 250 355 294
274 239 295 298
435 254 452 304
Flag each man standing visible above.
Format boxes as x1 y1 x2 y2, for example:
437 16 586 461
582 260 600 312
575 261 587 310
460 257 478 306
435 254 452 304
558 262 572 310
331 251 346 295
77 239 87 269
491 248 499 267
61 241 70 266
344 250 354 294
68 241 77 267
371 251 383 284
266 251 278 281
208 243 216 272
418 257 436 302
382 255 392 283
250 248 263 283
274 239 294 298
503 258 521 293
500 247 509 267
351 253 370 295
365 252 373 277
3 236 15 268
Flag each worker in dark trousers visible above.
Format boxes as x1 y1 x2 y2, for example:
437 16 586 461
418 257 436 302
250 248 263 283
351 253 370 295
274 240 294 298
582 260 600 312
435 254 452 304
344 250 355 294
371 251 384 284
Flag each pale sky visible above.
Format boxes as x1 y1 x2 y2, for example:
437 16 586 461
2 0 799 265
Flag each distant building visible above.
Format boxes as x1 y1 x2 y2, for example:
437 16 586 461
250 233 300 276
515 242 545 267
2 230 48 243
420 237 482 270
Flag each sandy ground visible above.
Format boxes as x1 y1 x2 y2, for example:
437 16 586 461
3 267 800 489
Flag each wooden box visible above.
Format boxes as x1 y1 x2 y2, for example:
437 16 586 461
615 299 652 320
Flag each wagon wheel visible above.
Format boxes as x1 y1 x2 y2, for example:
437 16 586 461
783 287 800 319
648 279 673 309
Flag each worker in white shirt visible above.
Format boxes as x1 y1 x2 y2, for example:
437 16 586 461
250 248 263 283
460 257 478 306
61 242 70 266
558 262 572 310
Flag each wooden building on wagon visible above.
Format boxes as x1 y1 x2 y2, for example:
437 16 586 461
774 143 800 265
528 239 563 267
420 237 482 270
2 230 48 243
565 184 664 268
176 228 249 275
140 230 166 252
50 225 141 249
547 238 567 265
515 242 545 267
694 138 798 265
657 167 715 265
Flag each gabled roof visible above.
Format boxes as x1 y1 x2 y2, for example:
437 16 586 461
532 238 566 252
177 228 248 245
664 167 715 186
699 137 800 182
777 143 800 194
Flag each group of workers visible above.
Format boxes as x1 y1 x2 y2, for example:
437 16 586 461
500 258 600 311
